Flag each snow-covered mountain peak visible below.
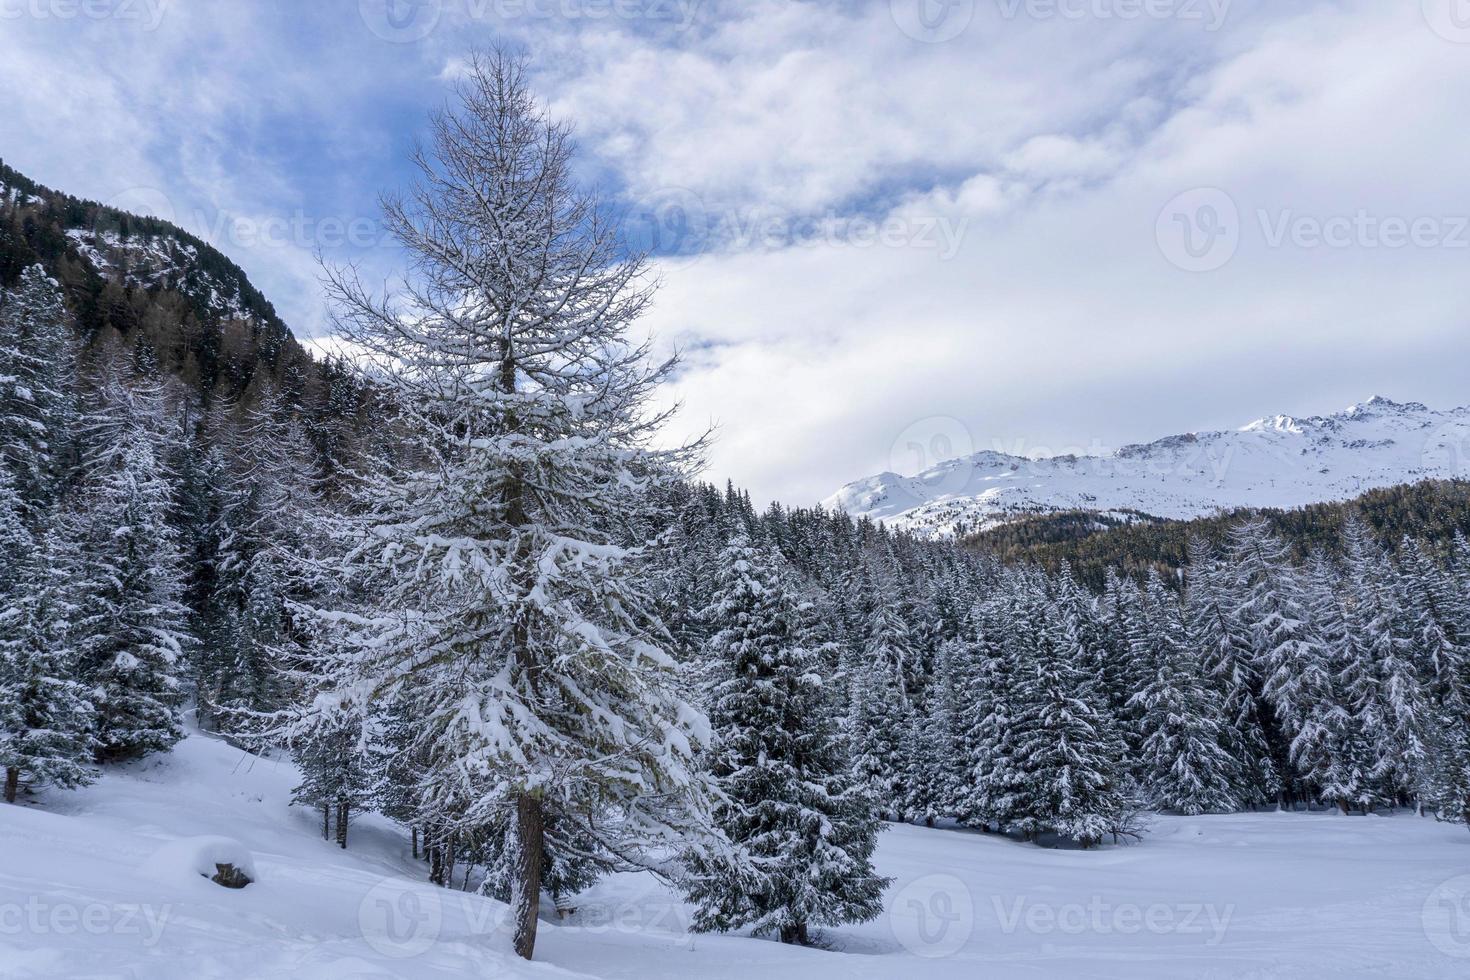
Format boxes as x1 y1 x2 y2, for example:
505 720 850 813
824 397 1470 538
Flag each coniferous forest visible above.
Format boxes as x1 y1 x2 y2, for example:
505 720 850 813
4 51 1470 965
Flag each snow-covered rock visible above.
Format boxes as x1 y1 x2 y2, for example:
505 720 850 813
824 396 1470 537
141 836 256 888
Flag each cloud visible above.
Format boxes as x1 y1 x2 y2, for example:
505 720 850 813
4 0 1467 509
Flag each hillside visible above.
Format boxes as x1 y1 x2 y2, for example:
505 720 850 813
962 478 1470 590
826 397 1470 539
0 159 321 404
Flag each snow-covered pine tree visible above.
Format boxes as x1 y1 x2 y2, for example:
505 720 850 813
0 265 73 514
1009 573 1129 846
1182 536 1279 807
1339 518 1427 807
286 686 379 848
209 386 324 724
684 535 886 944
1227 518 1327 807
321 50 717 961
845 653 910 822
0 485 95 803
961 582 1028 831
1129 571 1241 815
1399 537 1467 702
71 403 190 762
1298 551 1373 810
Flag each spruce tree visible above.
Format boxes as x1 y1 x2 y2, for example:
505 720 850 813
72 422 190 762
1183 536 1279 806
0 265 73 514
0 494 96 803
684 536 887 944
1009 576 1129 847
1129 572 1241 815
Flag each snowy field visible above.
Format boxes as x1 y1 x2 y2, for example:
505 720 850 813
2 728 1469 979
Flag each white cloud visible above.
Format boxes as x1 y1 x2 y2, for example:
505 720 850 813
4 0 1467 509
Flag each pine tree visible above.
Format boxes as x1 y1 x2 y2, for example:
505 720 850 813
286 687 379 849
72 420 190 762
1339 518 1427 806
1227 518 1326 806
684 536 887 944
1299 552 1372 810
1183 536 1279 807
961 585 1028 831
321 50 717 961
1129 572 1241 815
0 265 73 514
1009 576 1129 846
0 485 96 803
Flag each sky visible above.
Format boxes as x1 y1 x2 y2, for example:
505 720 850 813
3 0 1469 507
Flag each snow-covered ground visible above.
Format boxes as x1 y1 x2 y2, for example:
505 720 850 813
825 396 1470 537
3 729 1469 979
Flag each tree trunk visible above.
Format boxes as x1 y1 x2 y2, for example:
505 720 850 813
336 801 349 849
513 792 545 961
780 921 810 945
412 825 419 859
322 803 331 840
429 839 445 887
4 767 17 804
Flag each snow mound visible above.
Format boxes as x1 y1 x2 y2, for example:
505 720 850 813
141 835 257 886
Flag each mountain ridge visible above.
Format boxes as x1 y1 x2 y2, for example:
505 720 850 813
824 396 1470 538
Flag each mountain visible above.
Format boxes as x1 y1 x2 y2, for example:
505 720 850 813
0 158 316 402
824 397 1470 538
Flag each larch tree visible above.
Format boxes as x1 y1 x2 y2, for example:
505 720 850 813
320 50 717 961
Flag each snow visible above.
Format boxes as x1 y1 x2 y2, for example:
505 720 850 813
140 836 256 887
3 726 1470 977
62 227 255 323
825 396 1470 537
